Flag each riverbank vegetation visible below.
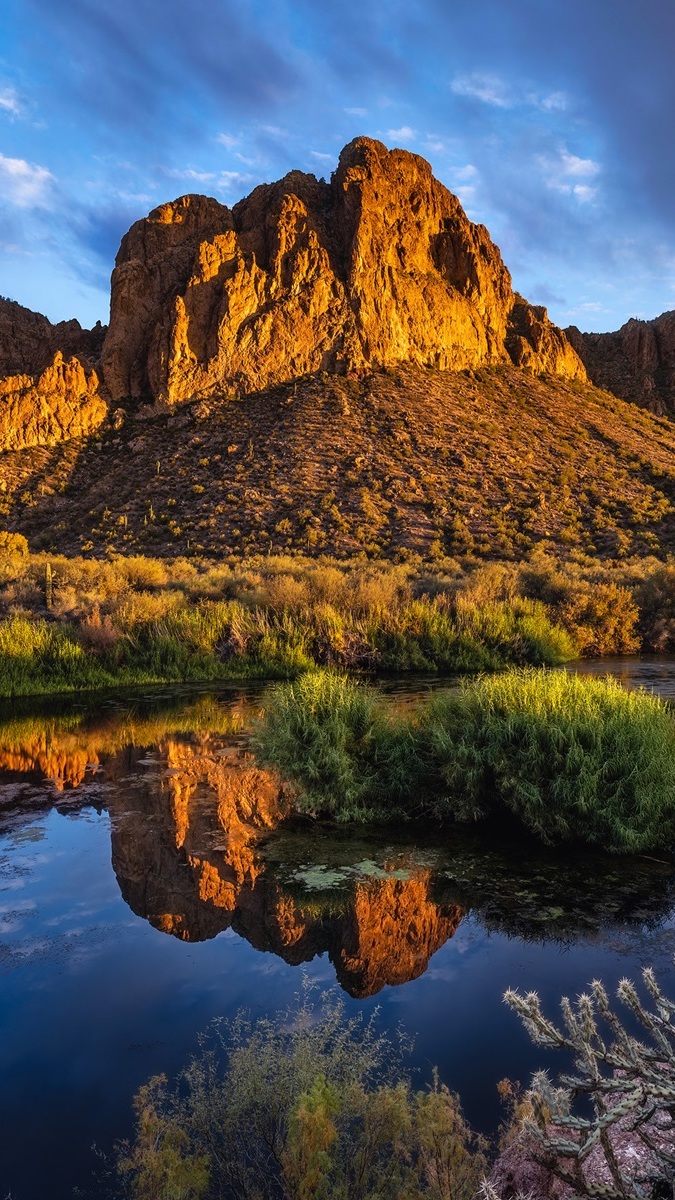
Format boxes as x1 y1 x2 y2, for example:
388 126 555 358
115 983 489 1200
254 669 675 852
0 543 668 695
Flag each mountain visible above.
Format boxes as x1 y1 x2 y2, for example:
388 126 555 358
1 137 675 561
101 137 585 405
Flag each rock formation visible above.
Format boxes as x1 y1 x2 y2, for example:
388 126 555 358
567 310 675 415
0 352 106 452
102 137 586 405
0 298 107 450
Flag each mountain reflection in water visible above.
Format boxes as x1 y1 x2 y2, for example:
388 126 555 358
1 687 674 999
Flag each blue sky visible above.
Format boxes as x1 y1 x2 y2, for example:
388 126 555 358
1 0 674 332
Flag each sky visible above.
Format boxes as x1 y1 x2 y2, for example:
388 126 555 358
1 0 674 333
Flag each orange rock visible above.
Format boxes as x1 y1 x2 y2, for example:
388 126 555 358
0 351 106 451
103 137 586 405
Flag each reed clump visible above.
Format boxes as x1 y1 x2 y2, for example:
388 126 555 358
255 669 675 852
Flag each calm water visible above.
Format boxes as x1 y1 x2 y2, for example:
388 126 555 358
2 661 675 1199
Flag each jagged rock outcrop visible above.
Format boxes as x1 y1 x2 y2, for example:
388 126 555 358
0 298 107 450
102 137 586 405
567 311 675 415
0 352 107 451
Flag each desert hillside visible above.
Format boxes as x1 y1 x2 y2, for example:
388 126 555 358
2 363 674 561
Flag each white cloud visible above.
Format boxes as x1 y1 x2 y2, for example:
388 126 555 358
452 164 478 182
539 91 568 112
0 86 21 117
0 153 53 207
115 190 153 204
452 74 570 114
572 184 597 202
163 167 217 182
386 125 416 142
451 73 512 108
454 185 476 206
345 106 367 117
537 147 601 202
216 132 238 149
559 151 600 179
258 124 289 138
311 151 334 162
217 170 253 191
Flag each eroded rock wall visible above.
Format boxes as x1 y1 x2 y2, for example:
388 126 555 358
567 311 675 414
0 299 107 450
102 137 586 406
0 352 106 451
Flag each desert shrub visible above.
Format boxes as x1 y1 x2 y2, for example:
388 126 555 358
116 983 487 1200
0 530 28 556
557 582 640 656
346 566 411 615
502 966 675 1199
453 598 577 667
458 563 519 607
263 573 311 611
425 670 675 851
76 606 123 656
636 563 675 651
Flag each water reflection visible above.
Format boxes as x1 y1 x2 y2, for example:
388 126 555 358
1 687 674 998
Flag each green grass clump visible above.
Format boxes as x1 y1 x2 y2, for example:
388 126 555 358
253 671 419 821
0 617 120 694
256 669 675 853
425 671 675 852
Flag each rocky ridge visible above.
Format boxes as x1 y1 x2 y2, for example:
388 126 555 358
568 310 675 415
0 299 106 451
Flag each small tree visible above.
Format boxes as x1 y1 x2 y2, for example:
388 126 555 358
116 980 487 1200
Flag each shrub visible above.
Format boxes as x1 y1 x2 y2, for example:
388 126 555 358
253 671 418 821
557 582 640 656
116 982 488 1200
0 530 28 556
636 563 675 651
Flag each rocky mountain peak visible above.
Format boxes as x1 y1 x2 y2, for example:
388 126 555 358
101 136 586 406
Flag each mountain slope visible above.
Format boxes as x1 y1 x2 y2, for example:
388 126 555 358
2 364 675 561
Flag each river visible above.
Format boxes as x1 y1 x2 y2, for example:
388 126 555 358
1 660 674 1198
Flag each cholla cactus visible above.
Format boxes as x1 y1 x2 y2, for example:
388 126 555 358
504 970 675 1199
